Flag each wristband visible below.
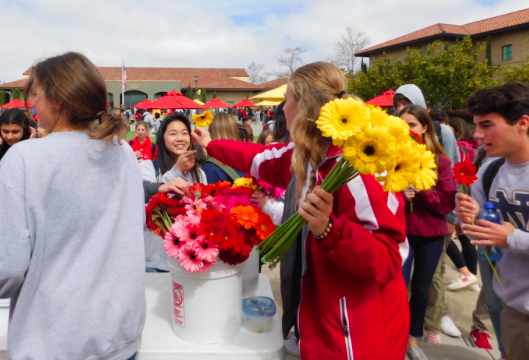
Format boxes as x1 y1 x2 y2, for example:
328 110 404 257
314 217 333 240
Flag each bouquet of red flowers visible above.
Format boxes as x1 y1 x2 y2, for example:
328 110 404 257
145 181 276 272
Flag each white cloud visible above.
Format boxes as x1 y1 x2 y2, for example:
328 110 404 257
0 0 527 83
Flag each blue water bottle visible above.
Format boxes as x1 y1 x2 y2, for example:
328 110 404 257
477 202 503 262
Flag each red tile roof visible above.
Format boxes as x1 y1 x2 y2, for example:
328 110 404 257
259 78 288 89
356 7 529 56
9 67 265 91
0 79 28 89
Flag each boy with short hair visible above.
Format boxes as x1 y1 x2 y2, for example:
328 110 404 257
457 82 529 360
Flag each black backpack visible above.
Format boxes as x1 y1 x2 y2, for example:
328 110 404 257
482 158 506 200
433 121 443 148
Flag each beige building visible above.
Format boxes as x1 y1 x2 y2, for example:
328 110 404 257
0 66 265 107
355 8 529 69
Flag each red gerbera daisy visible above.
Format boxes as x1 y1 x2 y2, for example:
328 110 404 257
453 160 478 187
409 129 423 144
256 213 275 241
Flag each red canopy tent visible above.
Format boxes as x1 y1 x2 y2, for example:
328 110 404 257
204 98 232 108
365 90 395 107
146 91 204 110
1 99 28 108
233 98 257 107
26 99 34 107
133 99 151 109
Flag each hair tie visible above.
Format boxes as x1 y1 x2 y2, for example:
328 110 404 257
337 90 346 98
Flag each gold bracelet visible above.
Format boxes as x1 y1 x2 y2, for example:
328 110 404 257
314 217 333 240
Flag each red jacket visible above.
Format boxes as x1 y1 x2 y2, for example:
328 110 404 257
130 136 157 161
207 140 409 360
405 153 456 237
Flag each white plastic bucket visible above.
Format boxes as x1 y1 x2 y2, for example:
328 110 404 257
241 247 260 297
167 257 244 344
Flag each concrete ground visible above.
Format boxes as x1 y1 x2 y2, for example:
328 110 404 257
262 238 502 360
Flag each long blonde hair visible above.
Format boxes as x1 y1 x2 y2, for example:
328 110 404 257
288 62 350 205
209 112 240 140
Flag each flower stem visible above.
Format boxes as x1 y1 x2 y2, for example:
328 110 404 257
482 248 503 286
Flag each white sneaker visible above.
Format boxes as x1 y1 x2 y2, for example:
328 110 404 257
441 316 462 337
469 283 481 293
285 338 300 357
447 273 478 291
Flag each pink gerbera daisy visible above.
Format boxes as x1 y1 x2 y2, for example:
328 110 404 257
195 237 219 262
163 230 184 258
201 258 216 272
173 213 203 246
177 245 204 273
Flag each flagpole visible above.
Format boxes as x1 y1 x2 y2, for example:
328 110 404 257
122 58 125 109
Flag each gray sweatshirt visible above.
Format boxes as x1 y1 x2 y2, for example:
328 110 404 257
472 160 529 315
0 132 146 360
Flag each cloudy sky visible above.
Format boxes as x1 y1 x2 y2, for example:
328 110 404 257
0 0 527 83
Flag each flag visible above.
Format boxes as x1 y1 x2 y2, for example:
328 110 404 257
122 60 127 91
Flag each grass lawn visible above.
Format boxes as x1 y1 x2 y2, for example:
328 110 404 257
125 131 259 143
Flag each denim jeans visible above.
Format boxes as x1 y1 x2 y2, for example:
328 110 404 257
402 235 445 338
126 353 136 360
478 255 506 355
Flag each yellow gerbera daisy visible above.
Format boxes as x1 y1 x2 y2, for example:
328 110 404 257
316 98 369 143
343 124 396 175
192 110 214 127
382 141 421 192
414 143 438 190
233 177 256 189
386 115 410 145
366 104 389 127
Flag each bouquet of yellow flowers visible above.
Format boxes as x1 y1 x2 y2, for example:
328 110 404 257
258 98 438 266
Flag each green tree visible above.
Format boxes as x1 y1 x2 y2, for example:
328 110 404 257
348 53 405 101
213 91 217 99
499 56 529 83
360 59 367 73
201 89 207 103
186 85 194 99
348 36 497 110
12 89 21 100
0 90 7 105
486 35 492 67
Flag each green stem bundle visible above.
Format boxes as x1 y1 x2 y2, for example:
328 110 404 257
259 158 359 265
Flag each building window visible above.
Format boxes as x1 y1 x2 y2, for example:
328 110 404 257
123 90 147 108
226 101 234 106
502 45 513 61
154 92 167 100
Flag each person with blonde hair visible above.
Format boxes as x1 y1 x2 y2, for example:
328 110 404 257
201 112 244 184
0 52 144 360
192 61 409 360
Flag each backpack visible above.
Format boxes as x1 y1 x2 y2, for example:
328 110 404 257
203 157 241 182
433 121 443 148
482 158 506 200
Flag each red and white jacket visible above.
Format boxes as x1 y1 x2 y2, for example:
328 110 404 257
207 140 409 360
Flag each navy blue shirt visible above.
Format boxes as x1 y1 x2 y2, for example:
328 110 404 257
202 162 244 185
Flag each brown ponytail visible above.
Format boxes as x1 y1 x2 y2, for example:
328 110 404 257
24 52 127 143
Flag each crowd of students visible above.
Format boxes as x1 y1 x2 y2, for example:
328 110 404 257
0 52 528 360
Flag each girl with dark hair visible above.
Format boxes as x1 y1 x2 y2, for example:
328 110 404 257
0 108 36 161
139 113 206 273
399 105 457 359
0 52 143 360
272 101 290 143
